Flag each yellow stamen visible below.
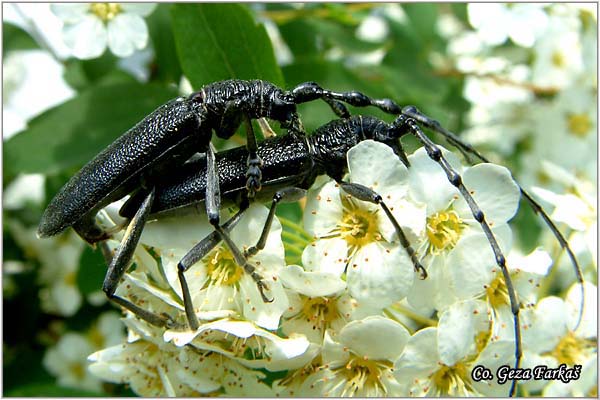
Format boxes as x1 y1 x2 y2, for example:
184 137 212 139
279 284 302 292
486 275 510 309
337 355 390 396
567 113 592 138
430 363 473 396
550 331 591 365
301 296 340 330
204 247 243 287
552 51 565 68
89 3 122 22
426 211 465 254
338 199 381 248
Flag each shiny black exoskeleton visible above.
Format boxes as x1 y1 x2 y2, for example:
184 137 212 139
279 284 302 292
37 79 402 245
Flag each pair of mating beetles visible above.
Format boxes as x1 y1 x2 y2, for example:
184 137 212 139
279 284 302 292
37 79 584 397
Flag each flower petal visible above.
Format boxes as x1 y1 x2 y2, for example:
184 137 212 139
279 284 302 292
437 300 489 366
278 265 346 297
301 237 348 275
454 163 520 224
339 316 409 361
303 180 344 237
346 242 414 307
107 14 149 57
51 3 89 23
62 15 107 59
347 140 409 196
407 146 463 214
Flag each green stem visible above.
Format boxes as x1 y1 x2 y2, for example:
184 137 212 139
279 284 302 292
283 241 305 255
282 231 309 248
279 217 312 240
385 304 438 328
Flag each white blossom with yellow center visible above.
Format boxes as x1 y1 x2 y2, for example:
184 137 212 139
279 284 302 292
278 264 380 344
395 300 515 396
405 146 520 314
303 140 426 309
519 282 597 394
530 10 585 89
300 316 410 396
526 83 597 185
91 258 312 394
89 316 277 396
138 203 289 330
51 3 156 59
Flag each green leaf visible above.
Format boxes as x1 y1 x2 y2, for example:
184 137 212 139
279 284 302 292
3 23 38 55
77 246 108 296
401 3 439 44
4 82 178 180
450 3 469 25
147 4 182 83
278 18 320 61
171 3 284 88
308 19 386 53
5 383 107 397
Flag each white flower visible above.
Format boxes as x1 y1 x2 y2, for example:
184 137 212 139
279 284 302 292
530 13 584 89
7 219 84 316
42 312 126 392
87 311 127 349
543 354 598 397
44 332 103 392
405 146 520 314
467 3 549 48
532 162 597 268
525 84 597 185
164 318 317 372
301 316 410 396
51 3 156 59
279 265 380 344
141 203 289 330
88 207 318 394
303 140 426 309
89 316 276 396
520 283 597 394
395 300 514 396
3 49 76 138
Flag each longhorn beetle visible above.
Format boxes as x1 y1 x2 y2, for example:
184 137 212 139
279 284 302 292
96 113 583 397
36 79 408 331
37 79 399 246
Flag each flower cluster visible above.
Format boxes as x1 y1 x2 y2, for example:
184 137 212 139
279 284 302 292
440 4 597 190
83 138 595 396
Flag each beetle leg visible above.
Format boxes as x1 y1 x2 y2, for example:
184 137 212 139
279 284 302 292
399 107 584 327
205 142 221 227
216 101 263 198
212 223 273 304
244 187 306 259
101 189 181 329
72 212 113 245
398 115 522 396
336 180 427 280
243 115 263 198
176 205 248 331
